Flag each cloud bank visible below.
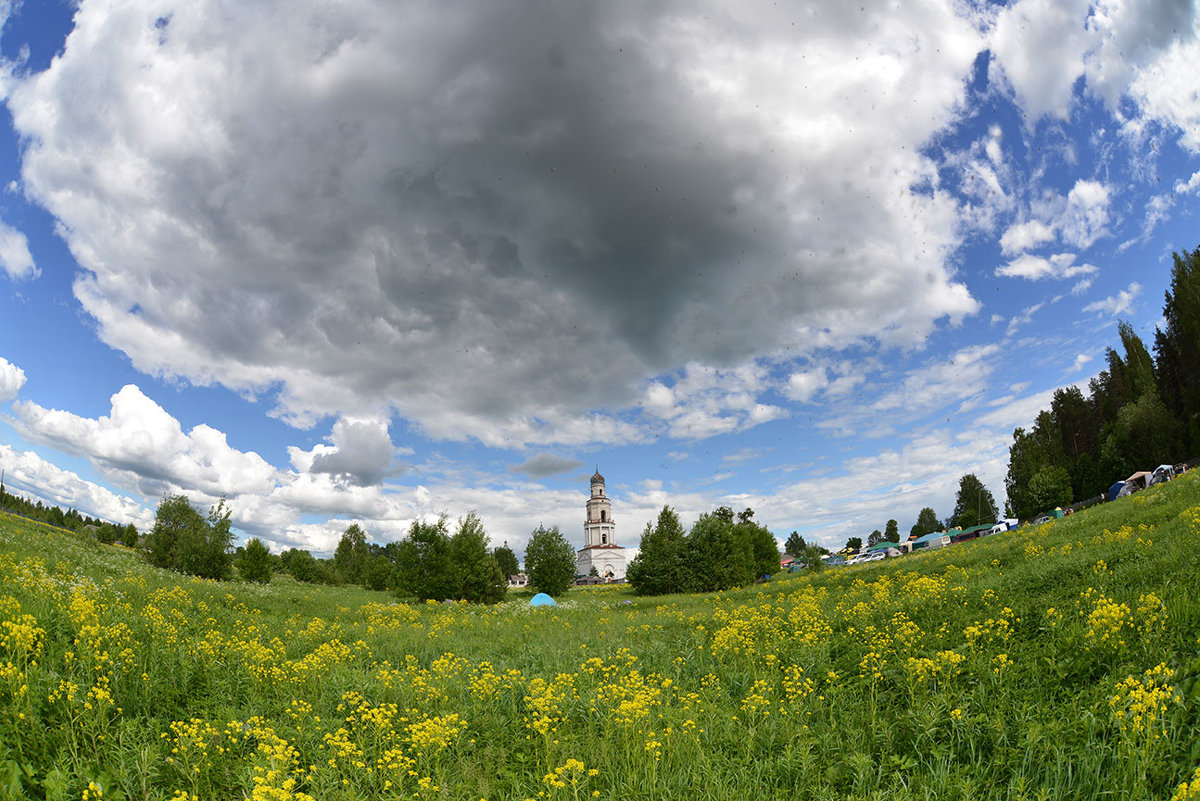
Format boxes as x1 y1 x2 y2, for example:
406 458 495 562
7 0 989 446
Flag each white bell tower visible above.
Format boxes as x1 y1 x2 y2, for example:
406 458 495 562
575 468 626 580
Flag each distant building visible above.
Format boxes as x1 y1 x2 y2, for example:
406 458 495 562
575 468 626 581
508 572 529 588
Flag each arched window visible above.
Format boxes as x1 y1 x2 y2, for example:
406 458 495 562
601 532 607 544
600 510 606 522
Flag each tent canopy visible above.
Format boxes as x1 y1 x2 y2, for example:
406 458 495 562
529 593 557 607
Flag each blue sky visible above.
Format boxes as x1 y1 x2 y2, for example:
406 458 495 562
0 0 1197 558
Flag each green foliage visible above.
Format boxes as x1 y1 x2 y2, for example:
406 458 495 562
950 474 998 529
1101 391 1185 471
684 513 744 592
334 523 369 585
384 513 506 603
394 517 455 601
883 519 899 543
1005 254 1200 515
630 506 777 595
733 516 779 580
492 545 519 580
523 524 576 598
626 506 687 596
867 529 882 546
360 555 394 592
909 507 941 538
280 548 321 583
1026 464 1073 515
799 542 826 572
238 537 273 583
144 495 234 580
121 523 138 548
448 512 507 604
784 531 806 558
1155 246 1200 451
844 536 863 552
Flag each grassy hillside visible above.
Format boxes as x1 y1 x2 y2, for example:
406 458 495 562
2 474 1200 800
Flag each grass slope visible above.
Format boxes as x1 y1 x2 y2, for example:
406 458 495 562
2 473 1200 800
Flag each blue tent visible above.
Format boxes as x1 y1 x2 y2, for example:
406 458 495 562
529 593 557 607
1108 480 1125 501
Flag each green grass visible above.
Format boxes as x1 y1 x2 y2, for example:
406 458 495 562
2 473 1200 800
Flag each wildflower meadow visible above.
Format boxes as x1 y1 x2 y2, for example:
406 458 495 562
3 473 1200 800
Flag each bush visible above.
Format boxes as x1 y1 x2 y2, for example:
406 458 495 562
144 495 234 580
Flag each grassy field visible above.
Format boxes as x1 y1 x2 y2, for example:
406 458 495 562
2 475 1200 800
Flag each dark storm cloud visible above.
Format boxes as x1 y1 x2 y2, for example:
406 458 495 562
8 0 990 444
509 454 585 479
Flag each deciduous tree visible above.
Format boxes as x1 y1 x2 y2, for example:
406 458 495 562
1026 465 1073 517
145 495 234 580
524 525 576 598
626 506 687 596
239 537 272 583
334 523 369 584
448 511 506 604
394 517 455 601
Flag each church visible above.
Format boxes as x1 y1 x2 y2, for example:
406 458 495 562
575 468 627 581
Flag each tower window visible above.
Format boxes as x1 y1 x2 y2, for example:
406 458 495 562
602 533 607 544
600 510 606 522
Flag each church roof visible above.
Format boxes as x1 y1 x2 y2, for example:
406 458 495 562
591 467 605 484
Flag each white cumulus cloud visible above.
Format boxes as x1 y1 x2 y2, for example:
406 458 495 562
1083 282 1142 317
14 384 279 498
6 0 984 447
0 355 26 401
996 252 1098 281
0 219 35 280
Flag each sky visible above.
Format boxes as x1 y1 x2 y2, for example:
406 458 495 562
0 0 1197 559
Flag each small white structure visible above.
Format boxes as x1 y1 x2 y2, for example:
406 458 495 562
575 469 626 580
508 572 529 588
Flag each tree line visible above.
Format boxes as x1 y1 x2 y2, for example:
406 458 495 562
626 506 779 596
0 480 138 546
141 493 585 603
1004 246 1200 520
